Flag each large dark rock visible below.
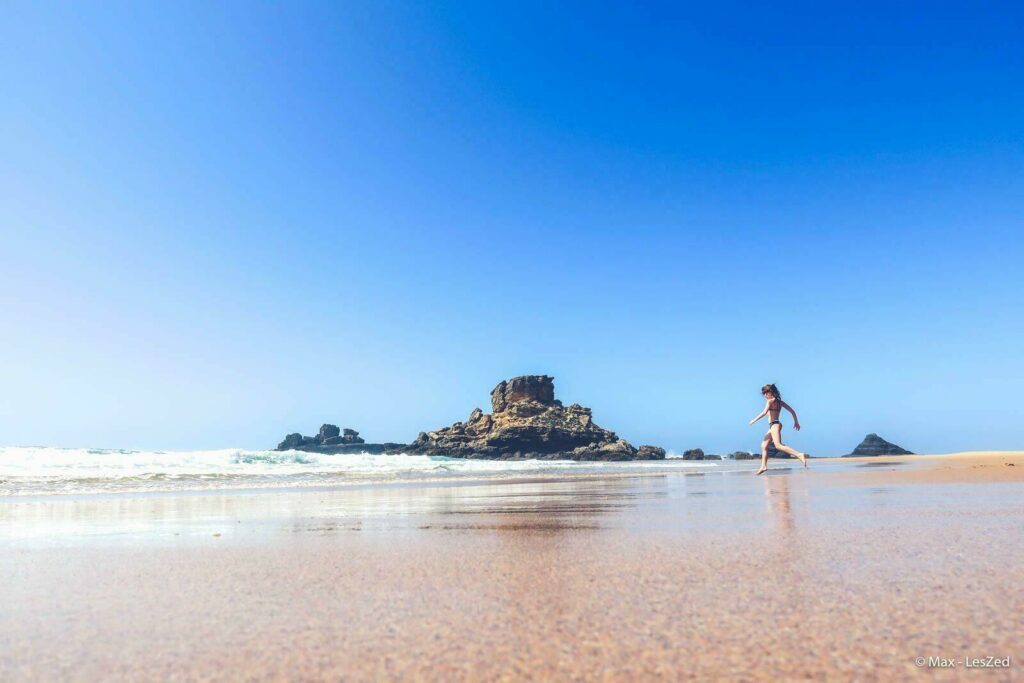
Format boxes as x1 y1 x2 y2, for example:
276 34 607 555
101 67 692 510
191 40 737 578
405 375 661 461
638 445 667 460
732 451 758 460
322 433 366 446
277 433 303 450
681 448 705 461
845 433 913 457
490 375 556 413
765 442 794 459
318 424 341 441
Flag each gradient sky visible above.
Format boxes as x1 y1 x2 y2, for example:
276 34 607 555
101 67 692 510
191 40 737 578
2 1 1022 455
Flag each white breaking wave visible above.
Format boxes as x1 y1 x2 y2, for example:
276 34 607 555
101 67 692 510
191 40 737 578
0 446 719 496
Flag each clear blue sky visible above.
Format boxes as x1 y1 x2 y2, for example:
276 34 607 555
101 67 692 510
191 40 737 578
2 1 1022 455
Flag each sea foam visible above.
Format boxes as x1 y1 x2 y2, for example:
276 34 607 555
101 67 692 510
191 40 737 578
0 446 718 496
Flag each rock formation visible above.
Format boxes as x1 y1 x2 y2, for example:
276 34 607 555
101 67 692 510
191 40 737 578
638 445 667 460
765 442 794 459
405 375 665 461
276 424 402 454
729 443 800 459
675 448 721 460
845 433 913 457
318 424 341 442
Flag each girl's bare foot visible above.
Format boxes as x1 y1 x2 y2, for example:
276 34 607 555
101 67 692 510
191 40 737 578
755 466 768 475
798 452 809 468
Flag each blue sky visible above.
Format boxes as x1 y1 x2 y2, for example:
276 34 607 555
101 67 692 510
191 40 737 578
2 1 1022 455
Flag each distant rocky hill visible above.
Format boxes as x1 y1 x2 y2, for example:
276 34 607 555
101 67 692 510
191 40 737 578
405 375 665 461
844 433 913 457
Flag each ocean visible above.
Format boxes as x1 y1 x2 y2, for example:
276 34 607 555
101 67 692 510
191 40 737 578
0 446 722 496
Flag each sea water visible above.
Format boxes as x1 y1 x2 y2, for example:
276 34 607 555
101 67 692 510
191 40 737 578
0 446 722 496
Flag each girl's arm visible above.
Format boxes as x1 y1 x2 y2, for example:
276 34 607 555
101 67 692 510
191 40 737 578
781 400 801 430
749 401 770 425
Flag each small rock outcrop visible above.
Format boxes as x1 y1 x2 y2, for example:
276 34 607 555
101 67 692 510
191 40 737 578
405 375 664 461
276 424 401 454
845 434 913 457
318 424 341 441
277 433 304 450
675 448 721 460
765 442 794 459
638 445 667 460
322 434 363 446
731 451 758 460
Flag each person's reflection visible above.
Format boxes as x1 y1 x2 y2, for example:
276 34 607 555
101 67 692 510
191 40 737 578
764 475 795 534
761 472 809 614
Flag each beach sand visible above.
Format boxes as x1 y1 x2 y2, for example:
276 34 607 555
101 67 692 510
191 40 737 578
2 451 1022 681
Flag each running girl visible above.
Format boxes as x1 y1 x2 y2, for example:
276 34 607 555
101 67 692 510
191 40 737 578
749 383 808 475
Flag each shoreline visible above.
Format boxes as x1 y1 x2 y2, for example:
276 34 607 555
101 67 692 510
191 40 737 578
3 451 1022 680
1 450 1020 502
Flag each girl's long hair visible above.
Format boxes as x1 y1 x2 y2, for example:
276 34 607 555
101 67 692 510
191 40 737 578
761 383 781 400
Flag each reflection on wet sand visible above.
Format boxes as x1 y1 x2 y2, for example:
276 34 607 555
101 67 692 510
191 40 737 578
3 453 1022 546
1 476 668 542
764 475 796 534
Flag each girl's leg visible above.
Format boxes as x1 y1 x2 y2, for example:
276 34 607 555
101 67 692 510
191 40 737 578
770 424 807 466
756 433 770 475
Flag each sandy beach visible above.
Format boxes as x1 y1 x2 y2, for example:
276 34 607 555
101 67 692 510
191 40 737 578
2 451 1022 681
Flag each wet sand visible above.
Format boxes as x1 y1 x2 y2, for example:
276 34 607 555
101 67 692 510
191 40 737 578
2 452 1022 681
